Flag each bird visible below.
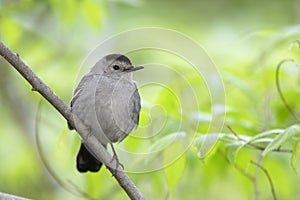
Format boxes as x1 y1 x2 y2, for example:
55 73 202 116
68 54 143 172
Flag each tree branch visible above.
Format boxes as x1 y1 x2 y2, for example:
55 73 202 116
0 192 30 200
0 41 145 200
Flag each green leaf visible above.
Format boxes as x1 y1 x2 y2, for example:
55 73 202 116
193 133 222 159
163 142 186 195
231 129 284 160
262 125 300 157
291 137 300 174
147 131 186 153
50 0 77 27
156 87 181 119
145 132 186 164
2 18 22 47
83 1 105 30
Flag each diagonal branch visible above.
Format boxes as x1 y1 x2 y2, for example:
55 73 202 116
0 41 145 200
0 192 30 200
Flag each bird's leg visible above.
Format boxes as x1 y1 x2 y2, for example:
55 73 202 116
109 143 124 175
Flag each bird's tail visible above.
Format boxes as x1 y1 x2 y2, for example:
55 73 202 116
76 143 103 173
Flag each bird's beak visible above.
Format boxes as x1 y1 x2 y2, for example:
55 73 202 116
125 66 144 72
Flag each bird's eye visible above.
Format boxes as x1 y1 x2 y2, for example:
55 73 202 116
113 65 120 70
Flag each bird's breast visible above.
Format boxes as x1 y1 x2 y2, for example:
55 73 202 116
93 77 140 143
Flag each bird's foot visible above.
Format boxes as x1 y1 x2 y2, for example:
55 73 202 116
109 143 124 176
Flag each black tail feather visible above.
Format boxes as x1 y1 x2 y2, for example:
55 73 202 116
76 143 102 173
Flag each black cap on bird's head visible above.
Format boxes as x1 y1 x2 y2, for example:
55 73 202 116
105 54 132 65
90 54 143 75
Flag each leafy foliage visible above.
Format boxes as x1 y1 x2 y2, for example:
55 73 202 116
1 0 300 200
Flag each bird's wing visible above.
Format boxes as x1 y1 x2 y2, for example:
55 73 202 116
68 74 94 130
70 74 95 107
131 86 141 127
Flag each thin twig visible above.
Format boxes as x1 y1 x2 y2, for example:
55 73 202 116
218 149 259 198
252 156 263 200
0 41 145 200
250 160 277 200
227 126 266 151
219 149 254 180
275 59 300 122
227 126 292 153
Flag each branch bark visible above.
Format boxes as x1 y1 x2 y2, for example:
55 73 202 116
0 41 145 200
0 192 30 200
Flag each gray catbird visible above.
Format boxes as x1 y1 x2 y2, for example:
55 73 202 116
68 54 143 172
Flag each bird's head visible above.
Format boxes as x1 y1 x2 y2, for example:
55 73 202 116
91 54 143 80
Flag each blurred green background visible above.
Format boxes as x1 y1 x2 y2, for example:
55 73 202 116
1 0 300 199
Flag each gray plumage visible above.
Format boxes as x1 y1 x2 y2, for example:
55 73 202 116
68 54 143 172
